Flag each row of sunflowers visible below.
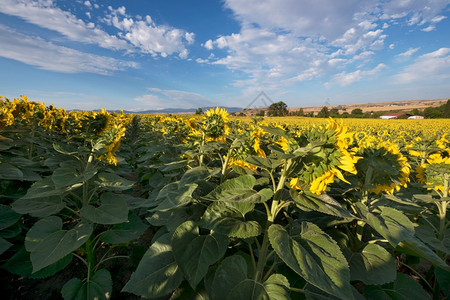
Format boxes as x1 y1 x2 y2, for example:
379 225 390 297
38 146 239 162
0 96 449 299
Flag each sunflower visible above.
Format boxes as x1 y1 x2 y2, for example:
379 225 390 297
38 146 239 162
202 107 230 141
416 152 450 195
289 118 360 195
354 140 410 194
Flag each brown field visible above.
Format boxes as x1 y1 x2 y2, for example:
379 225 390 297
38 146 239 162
238 98 448 116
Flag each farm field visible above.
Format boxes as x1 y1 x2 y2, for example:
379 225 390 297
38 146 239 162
1 96 449 299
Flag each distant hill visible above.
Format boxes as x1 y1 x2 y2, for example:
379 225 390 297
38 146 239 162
83 106 243 114
236 98 449 116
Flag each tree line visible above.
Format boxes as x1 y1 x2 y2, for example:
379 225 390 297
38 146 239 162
262 100 450 118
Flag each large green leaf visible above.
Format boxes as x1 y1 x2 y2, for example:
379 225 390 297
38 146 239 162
204 176 273 203
95 172 134 191
268 223 353 300
0 237 12 255
228 279 269 300
80 192 128 225
24 216 92 273
435 267 450 298
209 255 248 300
147 206 205 233
1 246 72 279
179 166 215 185
264 274 291 300
20 177 70 199
0 204 21 230
364 206 414 247
361 205 448 270
99 213 148 244
150 182 198 212
364 273 430 300
51 166 97 189
345 243 396 285
122 233 184 298
61 269 112 300
171 221 228 289
12 195 65 217
201 202 262 238
245 156 283 171
0 163 23 180
291 190 354 219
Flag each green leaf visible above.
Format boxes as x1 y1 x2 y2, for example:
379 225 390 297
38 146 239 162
99 213 148 244
210 255 248 300
51 165 97 189
0 163 23 180
147 206 205 233
397 239 449 271
12 195 65 218
268 223 353 300
201 203 262 238
172 221 228 289
228 279 269 300
0 204 21 230
122 233 184 298
345 243 396 285
291 190 354 219
150 182 198 212
365 273 430 300
61 269 112 300
80 192 128 225
415 223 449 254
53 143 78 155
264 274 291 300
1 247 72 279
245 156 283 170
95 172 134 191
0 237 12 255
364 205 415 247
0 135 13 151
435 267 450 298
20 178 70 199
204 175 272 203
24 216 92 273
179 166 215 185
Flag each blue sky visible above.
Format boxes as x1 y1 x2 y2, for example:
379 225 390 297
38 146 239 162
0 0 449 111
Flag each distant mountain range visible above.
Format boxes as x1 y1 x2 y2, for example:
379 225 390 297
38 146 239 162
85 106 243 114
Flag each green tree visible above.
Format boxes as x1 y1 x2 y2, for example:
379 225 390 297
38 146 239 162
195 107 203 115
256 110 265 117
317 106 329 118
268 101 288 116
351 108 363 115
423 107 443 118
330 108 340 117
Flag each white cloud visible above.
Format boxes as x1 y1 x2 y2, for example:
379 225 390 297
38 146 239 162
0 0 131 51
0 25 138 75
135 88 215 109
0 0 195 59
327 63 387 87
393 48 450 84
104 6 195 58
397 47 419 57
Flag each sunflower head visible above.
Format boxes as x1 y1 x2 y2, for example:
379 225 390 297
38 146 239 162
203 107 230 140
416 152 450 194
354 141 410 194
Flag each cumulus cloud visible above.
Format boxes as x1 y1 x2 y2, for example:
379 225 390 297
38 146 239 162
135 88 215 109
0 0 195 59
104 6 195 58
393 48 450 84
198 0 449 94
0 25 138 75
0 0 131 51
397 47 419 57
327 63 387 87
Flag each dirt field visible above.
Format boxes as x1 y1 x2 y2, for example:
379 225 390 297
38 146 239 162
291 98 448 115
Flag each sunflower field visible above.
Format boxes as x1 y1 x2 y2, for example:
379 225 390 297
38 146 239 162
1 96 449 299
